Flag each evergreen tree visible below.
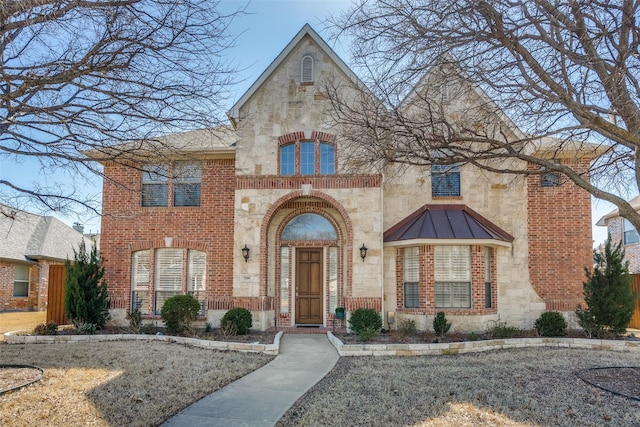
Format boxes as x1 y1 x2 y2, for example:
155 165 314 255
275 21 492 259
64 241 110 329
576 238 636 337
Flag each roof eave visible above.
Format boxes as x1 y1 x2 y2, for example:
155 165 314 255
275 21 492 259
384 238 512 248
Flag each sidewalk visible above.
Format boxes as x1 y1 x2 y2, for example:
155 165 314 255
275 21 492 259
162 334 339 426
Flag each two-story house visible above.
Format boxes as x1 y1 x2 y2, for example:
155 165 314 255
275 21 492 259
97 25 596 332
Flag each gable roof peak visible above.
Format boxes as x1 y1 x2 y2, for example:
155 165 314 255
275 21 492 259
227 24 365 125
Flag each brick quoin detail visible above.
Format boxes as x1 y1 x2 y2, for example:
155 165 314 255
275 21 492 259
101 158 236 312
527 158 592 311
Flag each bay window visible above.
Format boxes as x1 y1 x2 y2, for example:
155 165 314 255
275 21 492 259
434 246 471 308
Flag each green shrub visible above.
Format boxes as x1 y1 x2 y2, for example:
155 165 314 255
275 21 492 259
64 241 110 329
33 322 58 335
535 311 567 337
348 308 382 335
140 323 156 334
160 294 201 336
466 332 481 341
126 309 143 334
205 322 213 333
79 322 98 335
576 239 636 338
433 312 451 337
486 321 519 338
357 327 379 342
221 307 253 335
397 318 417 336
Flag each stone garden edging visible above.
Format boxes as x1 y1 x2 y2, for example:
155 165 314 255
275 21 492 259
4 330 283 355
327 331 640 356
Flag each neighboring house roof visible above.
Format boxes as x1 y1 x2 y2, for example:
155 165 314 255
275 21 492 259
596 195 640 226
227 23 368 123
384 204 514 247
0 206 93 263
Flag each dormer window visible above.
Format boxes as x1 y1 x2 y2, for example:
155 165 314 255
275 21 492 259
301 55 314 83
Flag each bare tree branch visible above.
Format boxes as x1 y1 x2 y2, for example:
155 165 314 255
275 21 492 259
328 0 640 232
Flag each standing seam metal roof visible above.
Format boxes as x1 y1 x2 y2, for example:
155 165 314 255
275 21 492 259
383 204 514 243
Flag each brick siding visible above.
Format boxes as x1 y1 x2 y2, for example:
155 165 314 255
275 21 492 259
526 159 593 310
100 158 236 314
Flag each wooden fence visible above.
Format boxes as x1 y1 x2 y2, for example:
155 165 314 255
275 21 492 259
630 274 640 329
46 264 68 325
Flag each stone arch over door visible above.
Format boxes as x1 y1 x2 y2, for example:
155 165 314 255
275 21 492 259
259 190 353 325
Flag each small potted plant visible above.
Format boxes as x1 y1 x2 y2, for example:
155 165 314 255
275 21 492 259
335 307 345 320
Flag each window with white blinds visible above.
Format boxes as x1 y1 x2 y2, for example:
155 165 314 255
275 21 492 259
403 247 419 308
188 250 206 314
434 246 471 308
301 55 314 83
131 250 150 314
155 248 183 313
328 247 338 313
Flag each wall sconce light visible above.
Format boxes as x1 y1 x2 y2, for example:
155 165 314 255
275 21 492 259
242 244 250 262
360 243 368 261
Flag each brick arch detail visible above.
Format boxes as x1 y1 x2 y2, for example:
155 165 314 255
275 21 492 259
129 239 208 252
259 190 353 298
277 130 336 146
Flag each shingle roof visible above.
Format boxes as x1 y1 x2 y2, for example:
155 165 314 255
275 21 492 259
384 204 514 244
0 206 94 263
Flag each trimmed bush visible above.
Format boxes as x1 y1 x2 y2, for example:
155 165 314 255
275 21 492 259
535 311 567 337
433 312 452 337
64 241 110 329
486 321 519 338
397 318 417 336
160 294 201 336
221 307 252 335
33 322 58 335
576 238 636 337
348 308 382 335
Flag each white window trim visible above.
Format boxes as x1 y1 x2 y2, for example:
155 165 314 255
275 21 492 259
301 55 314 83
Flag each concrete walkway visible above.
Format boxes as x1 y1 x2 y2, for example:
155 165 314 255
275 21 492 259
162 334 339 426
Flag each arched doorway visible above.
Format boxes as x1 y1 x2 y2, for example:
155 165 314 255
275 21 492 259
281 214 337 324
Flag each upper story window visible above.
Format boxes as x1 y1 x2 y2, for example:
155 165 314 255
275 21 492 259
541 160 561 187
279 141 335 176
301 55 314 83
431 164 461 197
173 162 201 207
142 164 169 207
624 219 639 245
141 162 201 207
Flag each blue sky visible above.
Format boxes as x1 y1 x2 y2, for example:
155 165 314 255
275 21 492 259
0 0 615 243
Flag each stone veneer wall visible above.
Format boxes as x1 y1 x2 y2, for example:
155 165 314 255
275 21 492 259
527 158 593 311
100 158 236 322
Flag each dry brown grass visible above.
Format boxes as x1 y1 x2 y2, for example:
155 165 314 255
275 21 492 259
278 348 640 426
0 341 273 426
0 312 46 341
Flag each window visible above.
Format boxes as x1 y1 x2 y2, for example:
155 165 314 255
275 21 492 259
174 162 201 207
132 248 207 315
434 246 471 308
403 247 419 308
280 144 295 175
624 219 639 245
484 247 492 309
132 250 150 314
142 164 169 207
282 213 337 241
328 247 338 313
301 55 314 83
188 250 206 313
280 247 290 314
541 172 560 187
431 164 461 197
13 265 30 297
142 162 201 207
300 142 315 175
155 248 183 314
278 141 336 176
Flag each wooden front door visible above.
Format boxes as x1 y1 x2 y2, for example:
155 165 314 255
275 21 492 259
295 248 323 325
